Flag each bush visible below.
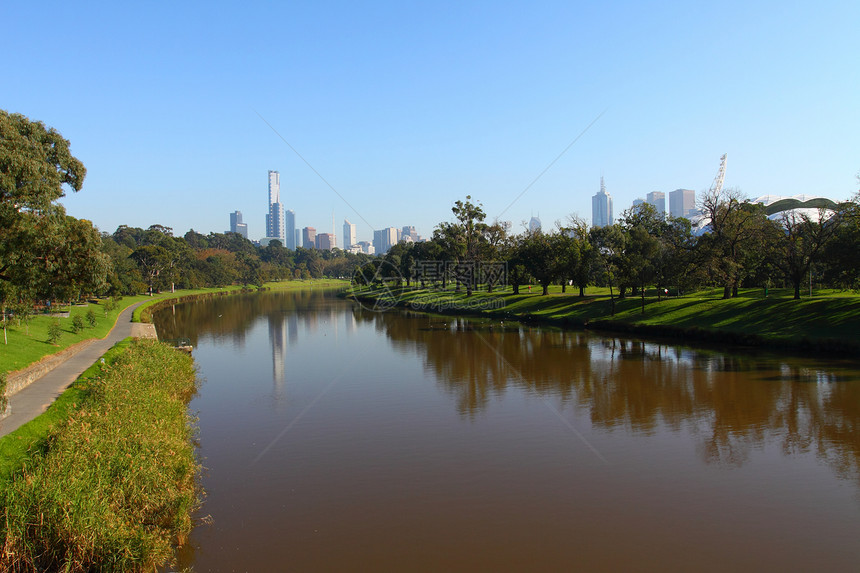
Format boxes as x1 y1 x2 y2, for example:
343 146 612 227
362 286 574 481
47 320 62 345
71 315 84 334
85 309 97 328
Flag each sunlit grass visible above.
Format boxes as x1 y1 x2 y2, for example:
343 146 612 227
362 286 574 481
0 340 198 572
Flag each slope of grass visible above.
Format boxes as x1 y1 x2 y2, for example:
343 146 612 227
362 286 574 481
351 285 860 352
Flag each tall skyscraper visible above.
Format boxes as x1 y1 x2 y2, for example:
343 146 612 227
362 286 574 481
669 189 697 218
343 219 357 250
265 170 286 244
592 177 613 228
646 191 666 216
302 227 316 249
528 216 542 233
285 210 296 249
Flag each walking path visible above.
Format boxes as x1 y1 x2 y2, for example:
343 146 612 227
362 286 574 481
0 302 157 438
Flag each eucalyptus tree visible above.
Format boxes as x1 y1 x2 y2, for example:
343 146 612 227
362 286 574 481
773 208 841 299
697 187 771 298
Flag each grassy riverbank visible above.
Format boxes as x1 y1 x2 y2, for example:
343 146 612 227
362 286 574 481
0 340 198 572
350 285 860 354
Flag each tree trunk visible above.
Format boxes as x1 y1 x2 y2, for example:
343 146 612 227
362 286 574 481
579 286 585 297
723 285 731 299
561 283 566 293
641 287 646 314
513 284 520 294
794 282 801 300
542 284 549 296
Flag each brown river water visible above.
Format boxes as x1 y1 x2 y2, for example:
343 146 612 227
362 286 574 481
153 288 860 572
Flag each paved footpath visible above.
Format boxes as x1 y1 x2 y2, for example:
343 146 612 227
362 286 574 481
0 301 157 438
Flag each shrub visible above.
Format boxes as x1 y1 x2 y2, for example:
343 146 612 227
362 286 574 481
71 315 84 333
47 320 62 345
85 308 97 328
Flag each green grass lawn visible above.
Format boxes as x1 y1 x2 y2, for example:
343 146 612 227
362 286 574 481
352 284 860 347
0 279 349 376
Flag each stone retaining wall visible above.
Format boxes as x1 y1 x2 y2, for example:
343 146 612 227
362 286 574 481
5 340 94 396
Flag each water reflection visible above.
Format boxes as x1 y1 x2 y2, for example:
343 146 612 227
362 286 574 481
351 307 860 483
153 291 860 571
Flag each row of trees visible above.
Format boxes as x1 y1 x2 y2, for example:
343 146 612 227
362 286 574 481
3 110 858 323
367 190 860 311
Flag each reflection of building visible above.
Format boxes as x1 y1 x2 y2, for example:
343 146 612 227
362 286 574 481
302 227 316 249
592 177 613 227
343 219 356 250
646 191 666 216
268 312 287 394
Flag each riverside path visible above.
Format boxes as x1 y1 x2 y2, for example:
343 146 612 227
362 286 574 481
0 302 157 438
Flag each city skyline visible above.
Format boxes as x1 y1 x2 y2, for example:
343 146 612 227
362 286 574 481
4 2 854 240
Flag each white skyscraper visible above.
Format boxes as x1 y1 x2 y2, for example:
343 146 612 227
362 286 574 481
592 177 613 228
343 219 357 250
265 170 286 244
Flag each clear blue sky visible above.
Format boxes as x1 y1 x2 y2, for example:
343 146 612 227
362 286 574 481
5 1 858 244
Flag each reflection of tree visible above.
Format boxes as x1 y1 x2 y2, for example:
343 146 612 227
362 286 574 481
358 309 860 485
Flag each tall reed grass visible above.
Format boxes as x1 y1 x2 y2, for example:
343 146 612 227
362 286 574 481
1 340 200 572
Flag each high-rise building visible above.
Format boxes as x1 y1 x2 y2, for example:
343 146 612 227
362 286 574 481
285 210 296 249
295 229 301 250
528 216 542 233
669 189 697 218
302 227 316 249
343 219 357 250
646 191 666 216
316 233 335 251
373 227 398 255
229 211 248 239
592 177 613 228
401 226 418 242
265 170 286 244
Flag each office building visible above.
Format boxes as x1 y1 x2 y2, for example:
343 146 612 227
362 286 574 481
265 170 286 244
316 233 335 251
295 229 301 250
373 227 398 255
528 216 542 233
229 211 248 239
592 177 613 228
669 189 697 218
302 227 316 249
646 191 666 216
343 219 357 250
356 241 375 255
401 226 418 242
285 210 296 250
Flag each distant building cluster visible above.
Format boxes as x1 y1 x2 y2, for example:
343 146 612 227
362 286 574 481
592 178 697 228
227 171 423 253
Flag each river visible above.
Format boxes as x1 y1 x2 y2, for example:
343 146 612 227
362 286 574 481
153 288 860 572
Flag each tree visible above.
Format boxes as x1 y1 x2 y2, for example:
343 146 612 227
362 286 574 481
0 111 87 294
698 187 771 298
519 230 563 295
773 208 840 299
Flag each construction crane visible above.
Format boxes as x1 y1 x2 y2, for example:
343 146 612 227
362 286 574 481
709 153 728 196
